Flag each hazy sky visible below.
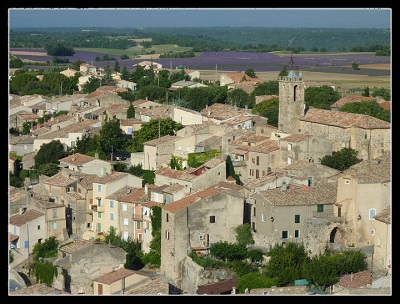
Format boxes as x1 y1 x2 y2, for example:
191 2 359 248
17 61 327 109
8 8 391 29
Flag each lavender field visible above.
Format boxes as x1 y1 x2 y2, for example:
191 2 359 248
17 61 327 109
10 49 390 75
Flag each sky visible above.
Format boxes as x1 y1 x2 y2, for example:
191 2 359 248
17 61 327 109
8 8 391 29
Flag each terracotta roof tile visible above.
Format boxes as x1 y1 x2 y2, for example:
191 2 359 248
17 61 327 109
9 209 45 226
301 108 390 129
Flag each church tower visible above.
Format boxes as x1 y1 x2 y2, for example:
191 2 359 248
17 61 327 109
278 55 305 134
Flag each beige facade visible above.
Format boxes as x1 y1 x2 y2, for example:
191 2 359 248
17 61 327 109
334 153 391 248
143 135 176 170
250 181 337 248
172 106 203 126
93 268 149 295
371 206 391 274
161 188 245 288
90 172 143 238
278 133 333 165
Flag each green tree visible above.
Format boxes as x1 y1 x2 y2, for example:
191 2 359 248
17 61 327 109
236 272 278 294
34 140 66 167
251 97 279 127
210 241 248 262
44 42 75 56
227 88 251 109
351 62 360 70
361 86 370 97
10 73 38 95
249 81 279 105
305 85 341 110
127 101 135 118
37 163 60 177
235 223 255 246
371 87 390 101
82 76 101 93
264 242 309 286
120 65 130 81
126 118 182 153
278 65 288 77
320 147 362 171
340 100 390 122
244 68 257 78
113 60 120 73
225 155 241 185
99 119 126 158
141 206 162 267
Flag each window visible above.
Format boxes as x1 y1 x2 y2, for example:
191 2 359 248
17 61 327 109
295 230 300 238
13 226 16 234
252 158 255 163
282 231 288 239
317 205 324 212
124 218 128 226
256 169 259 179
123 231 129 242
98 212 102 219
287 157 292 165
210 216 215 223
256 156 259 165
37 225 40 230
97 184 102 192
110 200 114 208
165 231 170 240
110 212 114 221
166 213 169 222
344 179 350 184
371 229 376 236
123 204 127 211
24 241 29 248
295 215 300 223
178 145 181 151
52 209 58 218
288 143 292 151
98 199 102 206
262 214 266 222
369 209 376 220
253 207 256 217
97 223 101 232
53 222 57 230
136 221 141 229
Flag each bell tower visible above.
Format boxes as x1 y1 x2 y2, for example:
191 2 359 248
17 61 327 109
278 55 305 134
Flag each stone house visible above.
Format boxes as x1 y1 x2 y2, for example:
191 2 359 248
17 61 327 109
149 183 188 205
334 152 391 248
103 186 148 243
160 184 246 291
9 209 46 259
142 135 177 170
79 63 97 75
9 186 30 215
171 105 203 126
116 79 137 91
60 67 78 78
170 80 207 89
92 268 150 295
104 103 130 120
119 118 142 135
59 153 112 176
9 135 34 157
53 239 127 294
278 133 333 165
132 98 161 110
33 199 68 242
200 103 253 126
88 172 143 240
135 104 173 123
249 180 338 250
194 135 222 153
233 138 281 182
154 157 226 192
32 119 102 152
219 72 264 87
371 205 391 275
300 108 391 160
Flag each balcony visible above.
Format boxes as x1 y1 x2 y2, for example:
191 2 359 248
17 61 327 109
90 204 105 212
232 160 246 167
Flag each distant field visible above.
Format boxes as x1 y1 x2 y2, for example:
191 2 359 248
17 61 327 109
198 69 391 94
10 48 390 92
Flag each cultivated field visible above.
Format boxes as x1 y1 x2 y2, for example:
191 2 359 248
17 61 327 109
198 65 391 94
